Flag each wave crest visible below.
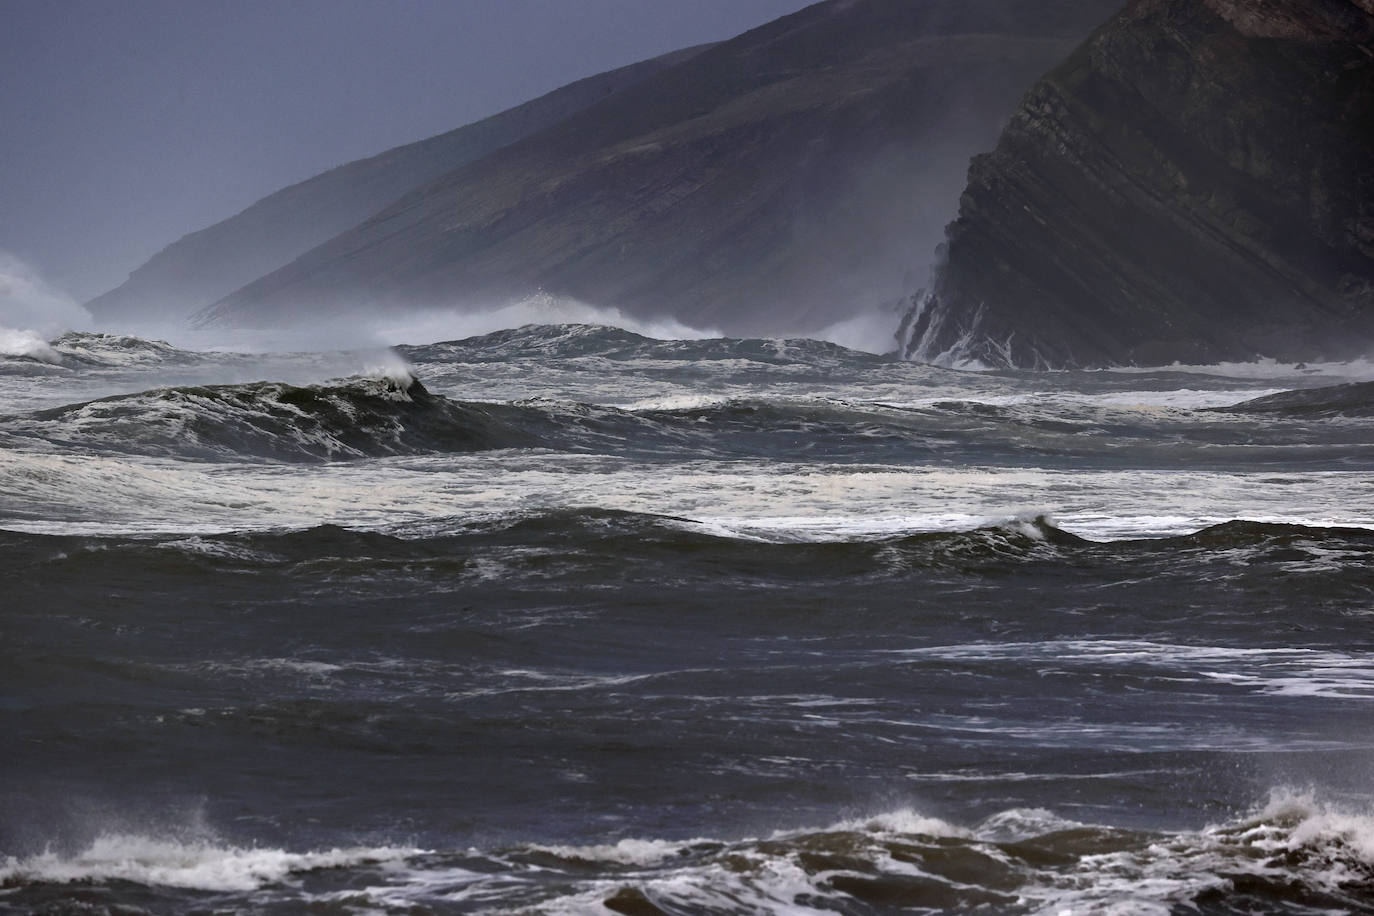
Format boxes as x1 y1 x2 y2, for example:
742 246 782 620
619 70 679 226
0 832 423 892
4 375 558 462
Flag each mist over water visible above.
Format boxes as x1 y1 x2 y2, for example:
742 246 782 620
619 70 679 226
179 293 902 357
3 319 1374 914
0 252 93 361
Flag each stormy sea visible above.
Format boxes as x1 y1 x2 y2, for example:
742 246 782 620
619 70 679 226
3 323 1374 915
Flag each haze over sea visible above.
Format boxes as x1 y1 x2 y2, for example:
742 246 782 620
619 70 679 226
4 314 1374 914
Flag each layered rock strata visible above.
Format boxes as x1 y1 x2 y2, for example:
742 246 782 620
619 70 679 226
900 0 1374 367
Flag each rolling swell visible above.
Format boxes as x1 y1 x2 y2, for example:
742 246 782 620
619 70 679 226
0 376 580 462
1221 380 1374 418
9 381 1374 467
7 512 1368 669
3 512 1369 585
0 511 1084 582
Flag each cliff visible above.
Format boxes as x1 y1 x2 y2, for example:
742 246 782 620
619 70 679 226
196 0 1121 337
85 45 711 324
899 0 1374 368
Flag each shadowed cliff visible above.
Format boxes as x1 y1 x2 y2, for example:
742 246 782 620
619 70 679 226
900 0 1374 368
84 45 711 325
195 0 1122 337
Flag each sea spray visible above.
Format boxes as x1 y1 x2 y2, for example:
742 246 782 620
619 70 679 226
0 251 92 344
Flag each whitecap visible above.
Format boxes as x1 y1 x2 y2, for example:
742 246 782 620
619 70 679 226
0 832 424 892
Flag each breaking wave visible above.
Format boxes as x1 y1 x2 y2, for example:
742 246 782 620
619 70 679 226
492 791 1374 915
0 251 93 359
9 377 1372 468
0 327 64 364
7 791 1374 914
0 375 574 462
0 330 206 371
0 833 422 893
47 331 207 367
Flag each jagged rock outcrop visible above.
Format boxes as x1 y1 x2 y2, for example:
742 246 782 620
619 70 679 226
85 46 710 324
196 0 1121 336
900 0 1374 368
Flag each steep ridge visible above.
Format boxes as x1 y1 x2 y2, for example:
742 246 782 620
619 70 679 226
900 0 1374 368
84 46 711 324
197 0 1122 336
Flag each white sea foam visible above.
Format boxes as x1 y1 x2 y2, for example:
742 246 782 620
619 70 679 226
685 510 1062 543
197 657 345 680
0 326 63 363
531 858 827 916
0 832 424 891
525 837 711 867
1109 355 1374 383
504 793 1374 913
2 449 1373 542
975 807 1088 842
1260 788 1374 863
357 355 419 389
825 807 971 839
623 393 735 411
1081 387 1290 409
1016 789 1374 915
878 388 1289 411
14 795 1374 913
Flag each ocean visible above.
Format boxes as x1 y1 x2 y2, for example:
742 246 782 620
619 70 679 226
2 324 1373 914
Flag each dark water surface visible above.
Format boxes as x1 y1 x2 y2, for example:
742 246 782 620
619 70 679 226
3 327 1374 914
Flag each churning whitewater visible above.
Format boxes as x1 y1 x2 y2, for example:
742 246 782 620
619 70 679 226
3 324 1374 914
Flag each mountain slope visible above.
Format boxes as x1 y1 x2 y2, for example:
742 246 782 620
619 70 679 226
197 0 1122 337
899 0 1374 368
84 45 711 324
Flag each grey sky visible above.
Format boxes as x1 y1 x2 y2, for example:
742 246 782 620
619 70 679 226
0 0 814 301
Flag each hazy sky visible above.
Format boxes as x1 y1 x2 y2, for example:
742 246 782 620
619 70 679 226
0 0 814 301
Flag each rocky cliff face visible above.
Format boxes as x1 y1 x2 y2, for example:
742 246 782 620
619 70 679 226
196 0 1121 337
900 0 1374 368
85 46 709 325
